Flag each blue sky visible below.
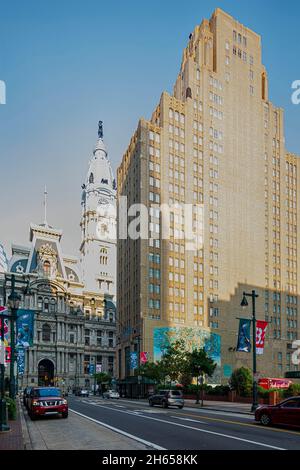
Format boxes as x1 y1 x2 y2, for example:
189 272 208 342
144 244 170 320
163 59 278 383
0 0 299 256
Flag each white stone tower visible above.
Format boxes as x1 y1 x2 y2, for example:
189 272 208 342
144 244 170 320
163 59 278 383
80 121 117 299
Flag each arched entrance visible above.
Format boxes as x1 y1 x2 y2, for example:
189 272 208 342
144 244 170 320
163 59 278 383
38 359 55 386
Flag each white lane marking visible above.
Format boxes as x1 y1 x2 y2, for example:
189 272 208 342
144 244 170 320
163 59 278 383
171 416 206 424
76 402 285 450
69 409 166 450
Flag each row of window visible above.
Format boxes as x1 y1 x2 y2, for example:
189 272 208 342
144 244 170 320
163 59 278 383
168 109 185 124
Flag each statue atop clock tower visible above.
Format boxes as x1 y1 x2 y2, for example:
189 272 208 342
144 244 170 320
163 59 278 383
80 122 116 299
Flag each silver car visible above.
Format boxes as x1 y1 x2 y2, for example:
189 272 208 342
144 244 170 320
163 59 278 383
149 390 184 409
103 390 120 399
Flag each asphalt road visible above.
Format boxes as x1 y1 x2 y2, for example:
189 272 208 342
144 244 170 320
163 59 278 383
68 396 300 450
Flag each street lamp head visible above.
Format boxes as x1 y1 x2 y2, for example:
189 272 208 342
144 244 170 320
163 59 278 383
241 294 248 308
8 291 21 310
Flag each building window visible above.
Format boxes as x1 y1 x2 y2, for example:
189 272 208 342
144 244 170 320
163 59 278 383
43 260 51 276
37 296 43 309
44 298 49 312
84 355 90 374
85 329 90 346
97 331 102 346
42 324 51 342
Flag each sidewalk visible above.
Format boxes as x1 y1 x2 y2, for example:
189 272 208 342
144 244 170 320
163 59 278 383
0 400 25 450
20 403 148 450
184 399 254 415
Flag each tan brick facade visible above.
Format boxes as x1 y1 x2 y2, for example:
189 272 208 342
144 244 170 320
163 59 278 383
117 9 300 383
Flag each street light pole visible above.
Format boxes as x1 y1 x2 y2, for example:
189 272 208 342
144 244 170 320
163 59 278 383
195 366 201 405
7 275 21 399
241 290 259 412
0 312 9 431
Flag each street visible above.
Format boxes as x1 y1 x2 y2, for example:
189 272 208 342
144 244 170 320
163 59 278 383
67 396 300 450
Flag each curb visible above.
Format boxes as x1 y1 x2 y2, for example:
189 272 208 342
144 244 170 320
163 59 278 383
185 406 253 416
18 398 33 450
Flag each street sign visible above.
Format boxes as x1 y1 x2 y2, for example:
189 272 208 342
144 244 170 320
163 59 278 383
96 364 102 373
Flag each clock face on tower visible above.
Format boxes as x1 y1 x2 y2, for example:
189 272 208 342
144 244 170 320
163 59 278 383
96 197 116 241
96 218 116 241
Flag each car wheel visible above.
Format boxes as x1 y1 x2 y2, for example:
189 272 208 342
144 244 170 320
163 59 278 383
149 400 154 407
29 413 37 421
62 412 68 419
178 406 184 409
162 401 168 409
260 413 271 426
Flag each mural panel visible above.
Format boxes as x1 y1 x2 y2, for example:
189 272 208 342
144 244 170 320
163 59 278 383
153 327 221 384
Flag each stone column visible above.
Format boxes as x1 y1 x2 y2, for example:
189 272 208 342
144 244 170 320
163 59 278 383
65 353 69 374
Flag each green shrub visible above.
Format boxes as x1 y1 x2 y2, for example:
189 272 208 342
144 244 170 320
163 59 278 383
283 383 300 398
210 385 230 396
5 397 17 420
258 387 284 399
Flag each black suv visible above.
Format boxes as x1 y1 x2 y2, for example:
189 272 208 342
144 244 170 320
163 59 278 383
149 390 184 409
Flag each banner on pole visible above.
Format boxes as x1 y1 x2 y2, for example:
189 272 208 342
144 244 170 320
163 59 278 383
130 351 138 370
0 317 9 346
256 320 268 355
16 309 34 348
17 348 25 375
140 352 149 365
236 318 251 353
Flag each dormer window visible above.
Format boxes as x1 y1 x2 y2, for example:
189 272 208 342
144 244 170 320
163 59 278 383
101 178 108 184
89 173 94 184
43 260 51 276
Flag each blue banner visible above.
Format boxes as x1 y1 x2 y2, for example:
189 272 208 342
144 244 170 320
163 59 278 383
130 352 138 370
236 319 251 353
89 363 95 375
17 348 25 376
16 309 34 348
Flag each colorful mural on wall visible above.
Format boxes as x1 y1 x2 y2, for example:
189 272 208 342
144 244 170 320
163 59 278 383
153 327 221 384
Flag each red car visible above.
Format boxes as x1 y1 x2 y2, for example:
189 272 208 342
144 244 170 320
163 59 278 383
28 387 68 420
255 396 300 428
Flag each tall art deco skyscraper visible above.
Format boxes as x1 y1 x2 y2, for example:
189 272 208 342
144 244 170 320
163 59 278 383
117 8 300 387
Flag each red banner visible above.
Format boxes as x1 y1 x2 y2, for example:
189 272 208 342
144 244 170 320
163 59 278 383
140 352 149 364
256 320 268 355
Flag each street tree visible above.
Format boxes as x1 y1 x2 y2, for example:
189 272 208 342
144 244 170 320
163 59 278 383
94 372 112 395
229 367 252 397
185 348 217 404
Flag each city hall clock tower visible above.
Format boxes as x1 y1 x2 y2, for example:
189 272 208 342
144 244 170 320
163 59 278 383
80 121 116 299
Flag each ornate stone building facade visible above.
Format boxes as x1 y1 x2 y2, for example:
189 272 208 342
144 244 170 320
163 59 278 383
0 124 117 390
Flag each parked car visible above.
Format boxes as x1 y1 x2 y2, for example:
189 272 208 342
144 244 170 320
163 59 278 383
103 390 120 399
27 387 68 420
23 386 32 408
149 390 184 409
75 389 89 397
255 396 300 428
